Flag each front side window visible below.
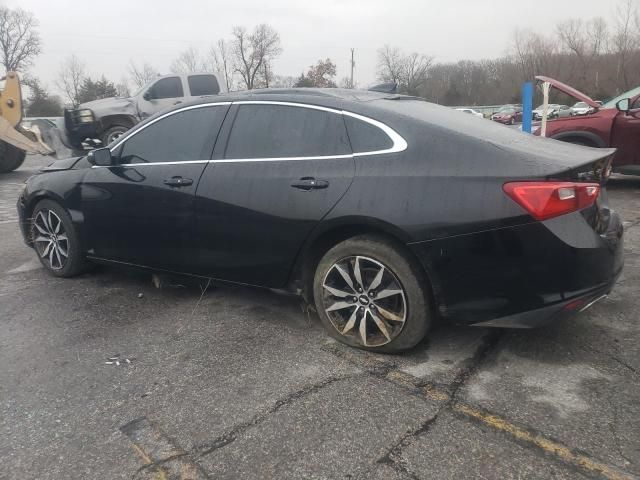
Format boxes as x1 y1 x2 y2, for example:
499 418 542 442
224 104 351 159
119 106 227 164
188 75 220 96
150 77 183 99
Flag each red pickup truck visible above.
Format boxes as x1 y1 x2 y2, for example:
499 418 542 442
534 76 640 175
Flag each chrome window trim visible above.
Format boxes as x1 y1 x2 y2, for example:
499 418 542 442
341 110 408 156
98 99 407 169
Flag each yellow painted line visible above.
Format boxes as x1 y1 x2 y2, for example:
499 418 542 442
454 403 635 480
423 384 450 402
131 443 153 466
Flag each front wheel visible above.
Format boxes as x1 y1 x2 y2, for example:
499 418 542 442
100 125 129 146
31 200 87 277
313 235 431 353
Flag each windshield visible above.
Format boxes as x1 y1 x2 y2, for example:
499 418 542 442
603 85 640 108
573 102 587 108
498 107 515 113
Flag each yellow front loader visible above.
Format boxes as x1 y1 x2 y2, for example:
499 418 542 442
0 71 54 173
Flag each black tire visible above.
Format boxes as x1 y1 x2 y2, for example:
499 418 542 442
31 199 88 277
313 234 431 353
100 125 129 146
0 141 26 173
509 117 515 125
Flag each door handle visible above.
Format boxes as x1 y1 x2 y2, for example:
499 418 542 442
163 176 193 187
173 101 183 105
290 177 329 191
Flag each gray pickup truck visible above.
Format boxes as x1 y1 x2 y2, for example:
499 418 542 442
63 72 226 147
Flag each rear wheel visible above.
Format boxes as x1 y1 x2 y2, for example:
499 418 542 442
313 235 431 353
0 141 26 173
31 200 87 277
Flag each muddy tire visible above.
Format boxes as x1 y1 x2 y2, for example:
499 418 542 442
31 199 88 277
313 234 431 353
0 141 26 173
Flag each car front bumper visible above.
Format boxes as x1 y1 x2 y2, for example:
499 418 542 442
17 191 32 247
64 108 99 145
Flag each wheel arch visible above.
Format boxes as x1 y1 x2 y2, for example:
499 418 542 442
289 217 440 315
551 131 606 148
24 192 84 243
98 114 137 133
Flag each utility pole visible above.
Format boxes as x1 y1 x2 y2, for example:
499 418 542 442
350 48 355 88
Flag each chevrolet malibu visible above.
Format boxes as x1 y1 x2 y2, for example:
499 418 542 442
17 89 624 353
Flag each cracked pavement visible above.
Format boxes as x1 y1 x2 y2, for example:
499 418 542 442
1 156 639 479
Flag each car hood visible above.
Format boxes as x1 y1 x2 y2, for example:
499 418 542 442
79 96 136 113
41 156 82 172
535 76 600 108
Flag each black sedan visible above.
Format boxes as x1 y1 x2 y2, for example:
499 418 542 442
17 89 624 353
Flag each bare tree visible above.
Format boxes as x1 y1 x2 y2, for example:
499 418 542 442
0 6 42 72
127 61 159 88
556 17 611 89
377 45 404 86
206 39 233 91
511 29 560 81
170 47 203 74
588 17 609 57
377 45 432 95
56 55 85 107
231 24 282 90
609 0 639 91
115 78 131 97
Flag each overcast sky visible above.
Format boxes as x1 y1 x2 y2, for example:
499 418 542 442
6 0 619 94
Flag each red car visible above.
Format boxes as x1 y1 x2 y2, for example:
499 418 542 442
491 105 523 124
535 76 640 175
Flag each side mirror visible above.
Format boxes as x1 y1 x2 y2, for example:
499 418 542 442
616 98 631 113
143 90 153 101
87 147 113 166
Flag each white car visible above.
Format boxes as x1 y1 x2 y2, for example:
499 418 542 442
570 101 592 116
532 104 572 120
455 108 484 118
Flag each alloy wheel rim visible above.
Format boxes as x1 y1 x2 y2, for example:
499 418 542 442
33 210 69 270
322 255 407 347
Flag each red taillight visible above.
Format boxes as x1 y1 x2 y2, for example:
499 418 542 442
503 181 600 221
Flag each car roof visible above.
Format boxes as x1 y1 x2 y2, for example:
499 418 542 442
169 88 427 118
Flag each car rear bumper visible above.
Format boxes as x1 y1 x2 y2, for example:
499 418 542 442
408 208 624 328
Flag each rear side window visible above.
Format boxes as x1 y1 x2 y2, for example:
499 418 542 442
119 105 227 164
188 75 220 96
344 115 393 153
150 77 183 99
224 104 351 159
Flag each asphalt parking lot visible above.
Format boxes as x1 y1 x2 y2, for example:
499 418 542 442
1 155 639 480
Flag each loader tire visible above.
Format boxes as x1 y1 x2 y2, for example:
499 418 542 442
0 141 26 173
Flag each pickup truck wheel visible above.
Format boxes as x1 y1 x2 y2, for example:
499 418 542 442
0 141 26 173
101 125 129 146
